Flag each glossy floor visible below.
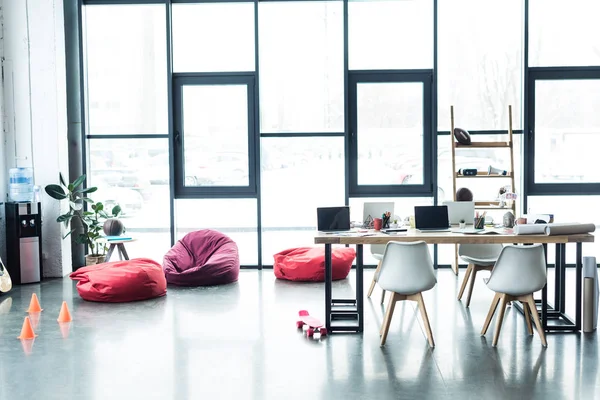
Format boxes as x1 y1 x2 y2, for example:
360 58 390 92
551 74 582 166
0 269 598 400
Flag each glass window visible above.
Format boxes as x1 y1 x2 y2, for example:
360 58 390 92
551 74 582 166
355 81 424 185
172 3 255 73
259 1 344 133
85 5 167 135
534 80 600 184
261 138 344 264
175 199 258 266
349 0 433 70
437 0 523 130
529 0 600 67
87 138 171 262
181 84 250 187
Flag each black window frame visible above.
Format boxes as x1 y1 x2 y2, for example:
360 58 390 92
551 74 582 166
173 74 258 199
525 66 600 196
348 70 434 197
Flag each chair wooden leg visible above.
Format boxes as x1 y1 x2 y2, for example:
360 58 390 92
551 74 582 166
457 264 473 301
492 294 509 346
451 244 459 276
481 292 502 335
380 289 386 305
465 266 479 308
413 292 435 348
525 295 548 347
380 293 399 346
523 301 533 335
367 261 381 298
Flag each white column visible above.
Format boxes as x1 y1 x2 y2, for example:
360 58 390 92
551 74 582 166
3 0 71 277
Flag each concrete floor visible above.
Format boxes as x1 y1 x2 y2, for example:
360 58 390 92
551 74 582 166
0 269 598 400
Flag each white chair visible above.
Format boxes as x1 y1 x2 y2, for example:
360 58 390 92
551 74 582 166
481 244 548 347
378 241 437 347
457 244 503 307
366 244 387 304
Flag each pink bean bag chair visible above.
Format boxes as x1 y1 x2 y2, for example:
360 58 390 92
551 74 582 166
274 247 355 282
163 229 240 286
70 258 167 302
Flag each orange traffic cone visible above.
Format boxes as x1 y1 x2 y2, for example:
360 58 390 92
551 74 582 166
57 301 72 323
26 293 43 313
17 316 38 339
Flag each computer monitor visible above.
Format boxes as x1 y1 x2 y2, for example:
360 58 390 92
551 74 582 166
443 201 475 225
317 206 351 232
362 202 395 228
414 206 450 231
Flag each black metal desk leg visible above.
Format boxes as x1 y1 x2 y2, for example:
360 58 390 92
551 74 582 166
356 244 364 333
560 243 566 313
554 243 561 312
325 244 332 332
576 242 583 331
542 243 548 328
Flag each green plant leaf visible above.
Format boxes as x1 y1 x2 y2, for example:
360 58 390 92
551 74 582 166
56 213 72 223
111 205 122 217
77 186 97 194
70 201 83 211
95 202 104 211
45 185 68 200
59 173 67 187
62 229 75 240
72 174 86 190
83 211 94 216
82 197 94 204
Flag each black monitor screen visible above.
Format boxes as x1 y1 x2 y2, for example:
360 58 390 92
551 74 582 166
317 207 351 231
414 206 450 229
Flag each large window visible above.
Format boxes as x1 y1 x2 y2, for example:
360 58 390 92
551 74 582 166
258 1 344 133
437 0 523 130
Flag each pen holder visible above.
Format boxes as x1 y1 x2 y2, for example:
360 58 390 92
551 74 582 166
373 218 383 231
474 217 485 229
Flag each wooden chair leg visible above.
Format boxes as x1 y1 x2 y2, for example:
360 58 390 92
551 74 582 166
380 293 398 346
367 261 381 298
523 301 533 335
465 266 479 308
492 294 509 346
414 292 435 348
451 244 459 276
380 289 386 305
481 292 502 335
525 295 548 347
457 264 473 301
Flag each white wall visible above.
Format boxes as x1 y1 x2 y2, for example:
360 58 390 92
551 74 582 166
2 0 71 277
0 0 6 262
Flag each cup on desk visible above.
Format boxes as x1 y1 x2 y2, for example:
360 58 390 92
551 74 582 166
474 217 485 229
373 218 383 231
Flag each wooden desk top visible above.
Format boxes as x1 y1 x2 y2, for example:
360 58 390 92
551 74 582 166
314 229 595 245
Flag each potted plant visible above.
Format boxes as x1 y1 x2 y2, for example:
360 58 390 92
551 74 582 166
390 219 399 229
459 219 466 229
45 173 121 266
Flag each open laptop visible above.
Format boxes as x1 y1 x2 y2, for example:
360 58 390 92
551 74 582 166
443 201 475 225
317 206 351 232
363 202 394 228
414 206 451 232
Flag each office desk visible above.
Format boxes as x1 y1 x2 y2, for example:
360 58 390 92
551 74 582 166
314 230 594 334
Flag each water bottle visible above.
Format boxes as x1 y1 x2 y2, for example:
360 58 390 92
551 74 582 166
8 167 34 203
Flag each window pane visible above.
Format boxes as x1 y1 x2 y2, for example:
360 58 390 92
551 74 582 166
259 1 344 133
437 0 523 130
173 3 255 72
176 199 258 266
87 138 171 262
182 85 249 187
529 0 600 67
85 5 167 135
534 80 600 183
349 0 433 70
261 138 344 264
356 82 424 185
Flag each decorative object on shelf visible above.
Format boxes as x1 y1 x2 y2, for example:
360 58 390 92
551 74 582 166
458 168 478 176
488 165 508 176
456 187 474 202
453 127 471 145
45 173 122 266
103 218 125 237
503 211 515 228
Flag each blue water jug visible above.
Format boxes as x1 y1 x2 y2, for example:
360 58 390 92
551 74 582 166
8 167 34 203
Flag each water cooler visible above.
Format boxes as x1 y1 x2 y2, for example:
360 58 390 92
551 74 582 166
5 202 43 284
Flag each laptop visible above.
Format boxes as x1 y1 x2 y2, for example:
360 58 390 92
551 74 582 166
317 206 351 232
414 206 451 232
363 202 394 228
443 201 475 225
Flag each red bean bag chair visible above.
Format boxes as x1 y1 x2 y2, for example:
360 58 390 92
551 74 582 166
163 229 240 286
70 258 167 302
274 247 355 282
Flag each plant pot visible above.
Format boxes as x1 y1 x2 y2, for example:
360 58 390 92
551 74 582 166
85 254 106 266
